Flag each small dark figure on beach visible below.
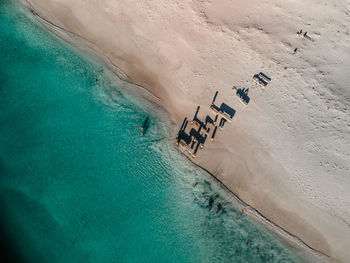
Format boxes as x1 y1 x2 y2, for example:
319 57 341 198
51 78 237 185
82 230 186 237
297 29 302 35
304 31 308 37
293 48 298 54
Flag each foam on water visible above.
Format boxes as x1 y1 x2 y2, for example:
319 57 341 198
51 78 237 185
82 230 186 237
0 1 300 262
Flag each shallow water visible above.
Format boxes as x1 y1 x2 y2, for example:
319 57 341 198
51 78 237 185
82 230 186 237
0 1 299 262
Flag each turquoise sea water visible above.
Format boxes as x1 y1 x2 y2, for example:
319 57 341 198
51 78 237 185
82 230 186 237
0 1 300 262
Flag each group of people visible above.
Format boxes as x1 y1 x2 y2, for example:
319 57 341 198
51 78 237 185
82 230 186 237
297 29 308 37
294 29 311 54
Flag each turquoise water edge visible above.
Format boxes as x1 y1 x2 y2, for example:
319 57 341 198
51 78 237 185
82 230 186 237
0 1 300 262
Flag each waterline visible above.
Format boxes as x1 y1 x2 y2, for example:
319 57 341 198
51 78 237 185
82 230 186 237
0 1 300 262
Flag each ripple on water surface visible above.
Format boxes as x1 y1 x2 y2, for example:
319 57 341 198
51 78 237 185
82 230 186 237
0 1 300 262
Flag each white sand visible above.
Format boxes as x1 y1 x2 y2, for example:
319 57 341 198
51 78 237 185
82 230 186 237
21 0 350 261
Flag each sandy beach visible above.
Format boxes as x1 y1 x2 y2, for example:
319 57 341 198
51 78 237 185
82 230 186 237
20 0 350 262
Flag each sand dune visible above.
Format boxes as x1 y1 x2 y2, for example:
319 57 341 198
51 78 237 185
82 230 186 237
21 0 350 261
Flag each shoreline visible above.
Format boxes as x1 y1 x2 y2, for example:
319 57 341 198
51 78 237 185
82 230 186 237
18 2 327 261
179 151 328 263
17 0 350 262
21 1 162 106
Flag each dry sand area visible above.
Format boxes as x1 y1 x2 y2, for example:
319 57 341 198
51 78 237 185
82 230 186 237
22 0 350 262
